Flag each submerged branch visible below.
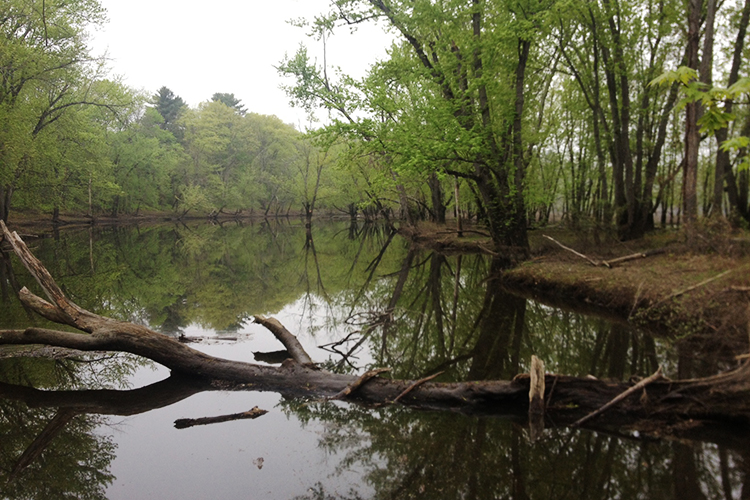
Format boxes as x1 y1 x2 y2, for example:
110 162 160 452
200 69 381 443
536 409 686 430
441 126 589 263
174 406 268 429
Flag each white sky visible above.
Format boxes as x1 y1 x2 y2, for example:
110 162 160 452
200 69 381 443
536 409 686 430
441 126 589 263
87 0 394 128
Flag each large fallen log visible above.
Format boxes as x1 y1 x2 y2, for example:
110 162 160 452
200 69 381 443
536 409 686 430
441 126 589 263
1 222 750 428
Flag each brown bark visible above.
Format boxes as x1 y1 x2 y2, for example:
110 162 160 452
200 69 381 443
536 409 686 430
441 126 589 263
173 407 268 429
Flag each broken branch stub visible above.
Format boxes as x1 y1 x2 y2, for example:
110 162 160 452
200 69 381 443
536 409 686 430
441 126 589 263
253 315 314 365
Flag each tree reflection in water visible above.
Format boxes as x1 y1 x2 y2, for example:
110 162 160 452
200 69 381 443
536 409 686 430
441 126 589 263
0 222 748 499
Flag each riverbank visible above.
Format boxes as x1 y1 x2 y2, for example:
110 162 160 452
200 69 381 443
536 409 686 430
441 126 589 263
5 214 749 354
406 222 750 356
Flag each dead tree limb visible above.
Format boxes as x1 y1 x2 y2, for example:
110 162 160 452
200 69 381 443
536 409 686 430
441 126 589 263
542 235 601 266
572 367 664 427
174 406 268 429
253 315 313 365
329 368 391 400
666 270 733 300
392 371 444 403
602 248 666 268
542 234 666 269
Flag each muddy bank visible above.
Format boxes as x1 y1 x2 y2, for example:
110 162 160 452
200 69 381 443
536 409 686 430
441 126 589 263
404 223 750 354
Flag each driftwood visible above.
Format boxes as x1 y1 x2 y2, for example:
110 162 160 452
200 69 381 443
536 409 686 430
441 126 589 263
174 406 268 429
1 222 750 432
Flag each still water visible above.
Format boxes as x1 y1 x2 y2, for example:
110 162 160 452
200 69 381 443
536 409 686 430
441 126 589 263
0 221 747 499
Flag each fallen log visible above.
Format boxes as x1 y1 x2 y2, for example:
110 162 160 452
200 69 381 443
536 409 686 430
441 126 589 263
1 222 750 428
174 406 268 429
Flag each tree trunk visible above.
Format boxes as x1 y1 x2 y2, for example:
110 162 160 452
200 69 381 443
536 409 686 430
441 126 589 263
0 183 12 223
715 0 750 223
684 0 702 240
428 173 446 224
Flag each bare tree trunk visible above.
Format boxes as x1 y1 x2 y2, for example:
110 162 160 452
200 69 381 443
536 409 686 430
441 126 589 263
715 0 750 222
684 0 703 240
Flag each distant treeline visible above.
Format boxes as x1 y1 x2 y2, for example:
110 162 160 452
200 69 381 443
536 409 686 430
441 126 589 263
2 0 749 246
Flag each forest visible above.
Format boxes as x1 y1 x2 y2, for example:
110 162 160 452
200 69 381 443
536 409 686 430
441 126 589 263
1 0 749 246
3 1 750 496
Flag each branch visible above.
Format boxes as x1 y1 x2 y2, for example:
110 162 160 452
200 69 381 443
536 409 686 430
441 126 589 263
602 248 665 268
572 367 664 427
174 406 268 429
1 221 107 330
666 270 733 300
542 235 601 266
392 371 444 403
253 315 314 365
329 368 391 400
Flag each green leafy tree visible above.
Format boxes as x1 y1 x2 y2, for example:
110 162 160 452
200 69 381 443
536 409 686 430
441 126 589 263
0 0 116 222
281 0 562 251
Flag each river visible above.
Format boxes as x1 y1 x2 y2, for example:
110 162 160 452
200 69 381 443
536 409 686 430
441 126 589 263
0 220 746 499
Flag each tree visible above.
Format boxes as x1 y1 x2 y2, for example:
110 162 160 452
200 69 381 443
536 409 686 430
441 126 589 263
552 0 683 239
281 0 562 253
211 92 247 116
150 86 187 136
107 105 187 216
0 0 114 222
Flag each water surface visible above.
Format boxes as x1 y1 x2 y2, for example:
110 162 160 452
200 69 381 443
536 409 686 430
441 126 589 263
0 221 746 499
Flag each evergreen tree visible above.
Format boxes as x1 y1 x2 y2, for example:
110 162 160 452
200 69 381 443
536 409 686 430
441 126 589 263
151 86 187 135
211 93 247 116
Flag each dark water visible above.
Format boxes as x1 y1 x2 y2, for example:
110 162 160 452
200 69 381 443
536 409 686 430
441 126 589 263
0 221 747 499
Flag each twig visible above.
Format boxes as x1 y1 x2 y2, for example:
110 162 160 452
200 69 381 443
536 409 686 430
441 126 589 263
572 367 663 427
542 235 600 266
328 368 390 401
174 406 268 429
392 371 444 403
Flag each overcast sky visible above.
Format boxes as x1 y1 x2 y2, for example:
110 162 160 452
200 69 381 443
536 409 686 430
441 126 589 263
87 0 393 128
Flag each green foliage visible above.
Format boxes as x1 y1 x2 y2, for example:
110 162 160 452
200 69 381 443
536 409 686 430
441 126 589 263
211 92 247 116
150 86 187 135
